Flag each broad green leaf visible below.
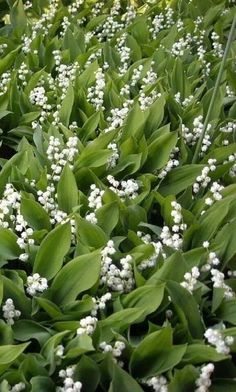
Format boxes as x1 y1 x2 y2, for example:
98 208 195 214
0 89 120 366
33 222 71 280
167 281 204 338
147 252 187 284
65 334 95 358
191 197 231 247
30 376 55 392
217 300 236 325
145 96 166 136
21 198 51 231
0 343 29 375
74 356 100 392
110 363 144 392
2 275 31 317
57 164 78 213
59 84 74 126
96 202 119 236
213 218 236 266
13 320 52 346
99 308 145 342
76 217 108 248
0 228 21 260
10 0 27 27
75 149 112 169
143 131 178 172
0 47 19 75
182 344 228 365
0 151 28 196
130 327 186 378
122 284 165 317
169 365 199 392
158 165 204 196
51 251 101 305
0 110 12 120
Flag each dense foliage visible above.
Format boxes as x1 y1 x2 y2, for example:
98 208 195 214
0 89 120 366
0 0 236 390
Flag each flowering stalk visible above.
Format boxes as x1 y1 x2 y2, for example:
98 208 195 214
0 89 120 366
192 14 236 163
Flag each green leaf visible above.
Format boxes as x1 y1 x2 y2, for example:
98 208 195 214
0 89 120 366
167 281 204 338
51 251 101 305
13 320 52 346
130 327 186 378
145 96 166 136
122 284 165 317
159 165 204 196
0 343 29 375
57 164 78 213
0 47 19 75
99 308 145 342
0 228 21 260
33 222 71 280
0 151 28 196
182 344 228 365
1 275 31 317
191 197 232 247
169 365 199 392
75 356 100 392
0 110 12 120
21 198 51 231
76 217 108 248
147 252 187 284
213 218 236 266
110 363 144 392
59 84 74 126
10 0 27 28
143 131 177 172
66 334 95 358
217 300 236 325
96 202 119 236
30 376 55 392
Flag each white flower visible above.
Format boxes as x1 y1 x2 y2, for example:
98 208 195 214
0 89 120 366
26 274 48 296
2 299 21 325
205 327 234 354
77 316 97 336
195 363 214 392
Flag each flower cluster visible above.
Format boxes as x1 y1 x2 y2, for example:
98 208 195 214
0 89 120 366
107 175 139 200
195 363 214 392
26 274 48 296
107 142 119 168
116 33 130 75
9 383 26 392
99 340 125 362
105 100 133 132
160 201 186 250
201 250 220 272
87 68 105 111
137 231 163 271
211 269 234 299
193 159 217 194
91 292 112 316
158 147 179 179
0 71 11 96
144 376 168 392
2 299 21 325
181 267 200 293
100 240 134 293
205 182 224 206
76 316 97 336
204 326 234 354
57 366 82 392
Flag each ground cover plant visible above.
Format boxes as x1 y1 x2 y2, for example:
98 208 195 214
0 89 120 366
0 0 236 390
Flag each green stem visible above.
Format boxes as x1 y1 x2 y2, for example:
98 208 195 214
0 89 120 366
192 13 236 164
